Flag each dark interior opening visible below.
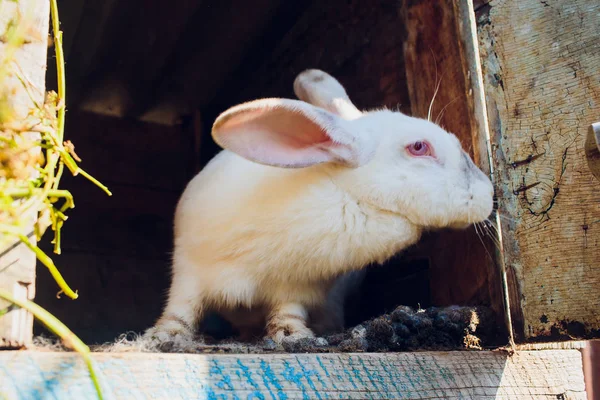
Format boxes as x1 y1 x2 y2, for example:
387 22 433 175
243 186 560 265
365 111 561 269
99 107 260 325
34 0 504 345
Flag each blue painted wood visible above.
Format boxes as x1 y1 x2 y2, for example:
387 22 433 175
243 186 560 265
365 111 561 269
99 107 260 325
0 350 587 400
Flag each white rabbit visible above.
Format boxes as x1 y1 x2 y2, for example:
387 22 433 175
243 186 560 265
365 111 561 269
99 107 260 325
144 69 494 345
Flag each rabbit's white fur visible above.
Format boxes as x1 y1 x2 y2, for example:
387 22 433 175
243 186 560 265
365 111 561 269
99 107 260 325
144 70 494 345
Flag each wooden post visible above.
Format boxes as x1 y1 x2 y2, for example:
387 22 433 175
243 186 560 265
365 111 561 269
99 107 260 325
0 0 51 348
476 0 600 341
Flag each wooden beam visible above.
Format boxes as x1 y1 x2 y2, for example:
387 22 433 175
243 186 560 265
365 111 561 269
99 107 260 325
0 0 50 348
477 0 600 341
0 350 587 398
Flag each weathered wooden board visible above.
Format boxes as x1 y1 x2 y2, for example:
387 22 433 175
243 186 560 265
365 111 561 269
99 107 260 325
477 0 600 341
0 0 50 348
0 238 36 348
0 350 588 399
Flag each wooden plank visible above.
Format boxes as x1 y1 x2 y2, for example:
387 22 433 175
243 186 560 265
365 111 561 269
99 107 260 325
477 0 600 341
0 237 36 348
0 350 587 399
0 0 50 348
401 0 503 322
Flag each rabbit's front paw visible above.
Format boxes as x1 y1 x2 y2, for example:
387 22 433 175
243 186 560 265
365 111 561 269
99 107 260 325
142 317 198 351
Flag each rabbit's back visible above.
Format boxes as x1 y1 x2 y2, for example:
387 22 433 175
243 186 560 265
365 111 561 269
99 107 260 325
172 150 419 297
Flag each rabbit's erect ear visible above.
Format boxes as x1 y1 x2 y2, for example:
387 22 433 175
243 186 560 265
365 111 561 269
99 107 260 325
212 98 373 168
293 69 363 120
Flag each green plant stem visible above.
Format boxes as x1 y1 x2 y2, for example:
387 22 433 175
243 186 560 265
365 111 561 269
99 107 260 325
17 233 78 299
48 0 112 197
50 0 65 142
57 150 112 196
2 188 71 200
0 289 103 400
52 161 64 190
75 168 112 196
0 304 17 317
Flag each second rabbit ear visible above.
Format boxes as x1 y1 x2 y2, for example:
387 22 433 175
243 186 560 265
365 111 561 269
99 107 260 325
293 69 363 120
212 98 374 169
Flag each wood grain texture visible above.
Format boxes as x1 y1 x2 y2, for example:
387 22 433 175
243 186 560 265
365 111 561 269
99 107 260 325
0 237 36 348
0 350 587 399
477 0 600 341
0 0 50 348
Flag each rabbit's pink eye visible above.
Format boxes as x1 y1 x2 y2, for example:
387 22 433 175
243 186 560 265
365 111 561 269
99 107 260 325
407 141 433 157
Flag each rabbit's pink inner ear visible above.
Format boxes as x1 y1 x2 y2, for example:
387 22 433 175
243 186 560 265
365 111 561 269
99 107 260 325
213 106 341 168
